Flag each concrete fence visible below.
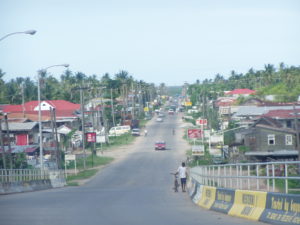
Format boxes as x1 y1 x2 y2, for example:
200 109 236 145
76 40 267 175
0 169 66 194
188 161 300 225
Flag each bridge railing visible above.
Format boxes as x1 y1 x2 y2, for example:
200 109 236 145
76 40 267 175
190 161 300 194
0 169 51 183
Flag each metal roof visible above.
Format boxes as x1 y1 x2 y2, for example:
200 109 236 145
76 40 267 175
235 105 300 117
1 122 38 131
245 150 298 156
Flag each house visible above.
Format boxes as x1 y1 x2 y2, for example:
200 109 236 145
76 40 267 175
3 100 81 129
0 122 39 146
237 117 298 161
225 89 256 98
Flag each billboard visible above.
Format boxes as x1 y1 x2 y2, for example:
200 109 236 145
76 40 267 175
209 148 222 157
196 118 207 126
187 129 202 139
185 101 192 106
86 132 96 143
192 145 205 156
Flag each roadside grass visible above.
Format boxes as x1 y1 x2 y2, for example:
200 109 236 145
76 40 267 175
97 133 136 151
66 155 113 186
66 169 98 186
66 154 113 170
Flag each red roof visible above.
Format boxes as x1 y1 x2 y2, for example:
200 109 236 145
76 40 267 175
226 89 256 95
4 100 80 113
263 109 300 119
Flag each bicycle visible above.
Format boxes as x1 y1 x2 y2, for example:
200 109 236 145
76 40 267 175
170 173 179 192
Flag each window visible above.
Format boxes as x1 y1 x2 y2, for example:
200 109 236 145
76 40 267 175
268 134 275 145
285 135 293 145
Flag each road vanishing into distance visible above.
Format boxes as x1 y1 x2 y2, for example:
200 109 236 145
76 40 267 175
0 112 265 225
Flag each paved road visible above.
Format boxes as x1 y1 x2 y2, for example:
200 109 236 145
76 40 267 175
0 113 265 225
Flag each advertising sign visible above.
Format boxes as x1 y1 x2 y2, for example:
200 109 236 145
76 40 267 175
185 101 192 106
187 129 202 139
196 118 207 126
96 135 106 143
192 145 205 156
86 132 96 143
210 134 224 144
65 154 76 161
209 148 222 157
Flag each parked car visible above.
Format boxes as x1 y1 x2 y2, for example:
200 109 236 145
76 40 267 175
109 125 131 136
131 128 140 136
155 141 166 150
156 117 163 122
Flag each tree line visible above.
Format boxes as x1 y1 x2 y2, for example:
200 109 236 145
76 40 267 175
188 63 300 103
0 69 157 106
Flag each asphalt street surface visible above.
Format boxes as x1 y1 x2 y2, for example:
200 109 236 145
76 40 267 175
0 113 266 225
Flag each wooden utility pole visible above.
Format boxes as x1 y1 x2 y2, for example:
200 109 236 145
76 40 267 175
0 119 6 169
21 83 25 118
72 86 89 169
293 104 300 161
110 88 116 127
4 114 13 169
53 108 60 168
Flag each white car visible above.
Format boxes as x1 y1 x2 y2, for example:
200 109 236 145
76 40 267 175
156 117 163 122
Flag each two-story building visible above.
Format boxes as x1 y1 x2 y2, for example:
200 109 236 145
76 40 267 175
237 117 299 161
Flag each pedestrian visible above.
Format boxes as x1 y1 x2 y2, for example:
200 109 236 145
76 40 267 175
144 129 148 136
176 162 187 192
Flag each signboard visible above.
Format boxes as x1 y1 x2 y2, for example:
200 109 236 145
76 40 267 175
185 101 192 106
96 135 106 143
192 145 205 156
187 129 202 139
209 148 222 157
144 107 149 112
65 154 76 161
204 130 210 139
210 134 224 144
196 118 207 126
86 132 96 143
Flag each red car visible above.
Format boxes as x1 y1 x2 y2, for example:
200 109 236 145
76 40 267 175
155 141 166 150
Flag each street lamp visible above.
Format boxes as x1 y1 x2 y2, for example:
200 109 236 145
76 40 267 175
0 30 37 42
38 64 69 169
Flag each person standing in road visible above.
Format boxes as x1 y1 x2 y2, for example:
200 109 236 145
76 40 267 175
176 162 187 192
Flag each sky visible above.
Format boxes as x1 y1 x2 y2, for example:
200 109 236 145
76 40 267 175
0 0 299 86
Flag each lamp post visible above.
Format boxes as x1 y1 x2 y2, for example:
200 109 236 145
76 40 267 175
0 30 36 42
38 64 69 169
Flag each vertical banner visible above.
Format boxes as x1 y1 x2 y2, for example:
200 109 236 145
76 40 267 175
86 132 96 143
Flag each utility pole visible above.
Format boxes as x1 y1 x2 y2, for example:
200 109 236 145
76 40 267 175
4 114 13 169
131 83 135 120
0 119 6 169
21 82 25 118
72 86 89 169
80 87 87 169
53 108 60 168
293 104 300 161
50 108 56 165
100 90 108 144
110 88 116 127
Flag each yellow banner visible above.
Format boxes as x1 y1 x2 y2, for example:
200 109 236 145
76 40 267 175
198 186 216 209
144 107 149 112
228 190 267 221
185 101 192 106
